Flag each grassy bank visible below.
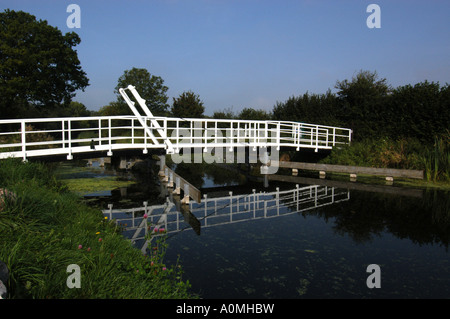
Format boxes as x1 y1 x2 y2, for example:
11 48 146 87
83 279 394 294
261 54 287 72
319 137 450 189
0 159 194 299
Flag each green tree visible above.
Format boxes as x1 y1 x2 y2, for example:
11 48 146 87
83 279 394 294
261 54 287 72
272 90 341 126
64 101 91 117
212 107 237 119
334 70 391 140
388 81 450 143
0 10 89 119
115 68 169 116
97 101 129 116
171 91 205 118
238 107 272 120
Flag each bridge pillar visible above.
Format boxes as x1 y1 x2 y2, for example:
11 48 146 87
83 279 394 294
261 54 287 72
168 171 174 188
158 155 166 177
181 183 190 205
174 176 181 195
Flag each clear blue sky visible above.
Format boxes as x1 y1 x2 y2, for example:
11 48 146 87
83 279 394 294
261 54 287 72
1 0 449 115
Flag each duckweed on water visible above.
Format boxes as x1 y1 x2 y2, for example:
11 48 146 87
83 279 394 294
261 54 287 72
60 176 135 195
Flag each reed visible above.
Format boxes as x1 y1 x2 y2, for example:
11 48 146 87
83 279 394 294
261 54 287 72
421 135 450 182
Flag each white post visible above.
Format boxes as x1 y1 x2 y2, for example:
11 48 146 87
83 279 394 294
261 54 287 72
98 119 102 146
21 121 26 161
332 127 336 146
107 118 113 156
67 120 73 160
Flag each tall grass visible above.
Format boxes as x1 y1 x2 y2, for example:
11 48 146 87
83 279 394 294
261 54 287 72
0 159 194 299
320 136 449 183
421 136 450 182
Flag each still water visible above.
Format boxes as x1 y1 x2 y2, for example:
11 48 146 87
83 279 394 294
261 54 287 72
57 159 450 299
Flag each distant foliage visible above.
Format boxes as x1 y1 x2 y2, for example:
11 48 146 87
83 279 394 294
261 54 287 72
272 70 450 144
113 68 170 116
272 90 342 127
213 106 271 121
171 91 205 118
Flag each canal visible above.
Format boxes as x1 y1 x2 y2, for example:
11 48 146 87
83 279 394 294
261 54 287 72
56 158 450 299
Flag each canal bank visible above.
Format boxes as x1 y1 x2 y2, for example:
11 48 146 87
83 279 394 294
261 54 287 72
0 159 195 299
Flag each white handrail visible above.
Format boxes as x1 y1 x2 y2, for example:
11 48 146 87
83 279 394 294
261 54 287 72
120 85 175 154
0 115 352 160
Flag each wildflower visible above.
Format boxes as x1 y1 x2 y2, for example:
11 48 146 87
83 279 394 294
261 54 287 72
78 244 82 249
87 247 91 252
154 227 158 233
159 228 165 233
151 262 154 266
96 232 100 235
143 213 148 219
98 238 103 242
162 267 167 271
104 216 108 220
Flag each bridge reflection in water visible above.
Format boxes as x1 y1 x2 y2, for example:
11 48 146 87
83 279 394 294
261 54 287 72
102 183 350 253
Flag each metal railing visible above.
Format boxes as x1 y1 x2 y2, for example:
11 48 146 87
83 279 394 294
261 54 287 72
0 116 352 161
0 85 351 161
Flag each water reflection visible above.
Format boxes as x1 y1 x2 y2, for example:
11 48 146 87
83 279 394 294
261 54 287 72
86 159 450 298
103 183 350 253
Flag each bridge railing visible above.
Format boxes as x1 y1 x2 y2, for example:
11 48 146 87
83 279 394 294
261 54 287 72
0 115 352 160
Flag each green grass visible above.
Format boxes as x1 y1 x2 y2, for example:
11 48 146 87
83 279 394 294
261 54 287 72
0 159 194 299
320 136 450 186
59 176 135 195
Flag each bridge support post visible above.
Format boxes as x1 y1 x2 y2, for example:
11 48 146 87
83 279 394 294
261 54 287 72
168 171 174 188
174 176 181 195
181 183 190 205
158 155 166 177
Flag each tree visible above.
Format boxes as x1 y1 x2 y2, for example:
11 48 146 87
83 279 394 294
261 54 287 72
114 68 169 116
238 108 272 121
334 70 391 140
272 90 341 126
212 107 237 119
388 81 449 143
171 91 205 118
0 10 89 119
97 101 129 116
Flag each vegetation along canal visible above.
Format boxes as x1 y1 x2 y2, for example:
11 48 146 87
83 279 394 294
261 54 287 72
56 157 450 299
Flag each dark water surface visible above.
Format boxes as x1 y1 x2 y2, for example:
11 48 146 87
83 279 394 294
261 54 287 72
58 160 450 299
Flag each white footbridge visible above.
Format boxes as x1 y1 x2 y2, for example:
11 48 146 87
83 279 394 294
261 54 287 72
0 85 352 161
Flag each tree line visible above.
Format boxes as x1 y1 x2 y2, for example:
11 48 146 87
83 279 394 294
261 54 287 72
272 70 449 144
